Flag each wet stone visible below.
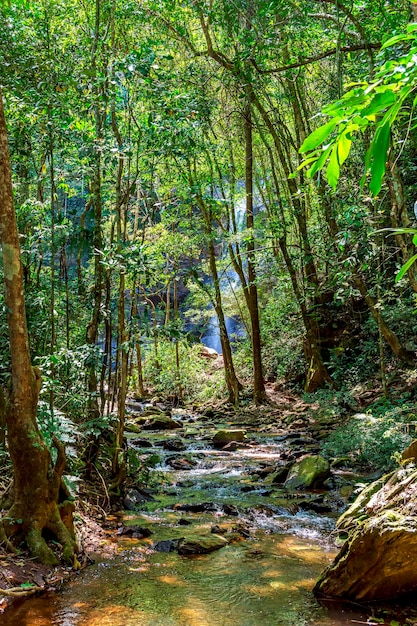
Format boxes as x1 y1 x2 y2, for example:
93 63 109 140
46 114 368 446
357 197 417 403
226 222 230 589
117 525 153 539
163 438 186 452
142 415 183 430
177 534 229 555
174 502 217 513
123 488 156 510
130 438 154 448
153 539 181 553
166 457 197 470
212 429 246 448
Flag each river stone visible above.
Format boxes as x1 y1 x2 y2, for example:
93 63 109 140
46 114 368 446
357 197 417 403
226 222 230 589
212 429 246 448
123 488 156 510
142 415 182 430
163 438 186 451
314 466 417 601
177 534 228 555
284 455 330 490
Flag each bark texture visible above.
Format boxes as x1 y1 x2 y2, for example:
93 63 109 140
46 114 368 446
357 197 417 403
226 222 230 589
0 89 77 565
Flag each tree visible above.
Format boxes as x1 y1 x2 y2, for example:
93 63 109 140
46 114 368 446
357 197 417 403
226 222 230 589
0 89 77 565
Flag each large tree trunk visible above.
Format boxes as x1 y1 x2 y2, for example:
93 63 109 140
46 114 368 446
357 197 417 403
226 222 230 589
0 89 77 565
244 101 267 403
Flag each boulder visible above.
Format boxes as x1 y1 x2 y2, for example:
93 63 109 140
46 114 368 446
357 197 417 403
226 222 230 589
142 415 182 430
284 455 330 490
402 439 417 461
123 488 156 510
314 466 417 601
178 534 228 555
212 429 246 448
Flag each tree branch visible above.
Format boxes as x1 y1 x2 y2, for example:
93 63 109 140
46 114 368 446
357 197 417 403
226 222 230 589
250 43 381 74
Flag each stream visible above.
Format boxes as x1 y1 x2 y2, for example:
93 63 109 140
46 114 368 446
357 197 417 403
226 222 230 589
2 405 416 625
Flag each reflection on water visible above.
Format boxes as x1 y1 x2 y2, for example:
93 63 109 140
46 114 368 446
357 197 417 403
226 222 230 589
1 534 342 626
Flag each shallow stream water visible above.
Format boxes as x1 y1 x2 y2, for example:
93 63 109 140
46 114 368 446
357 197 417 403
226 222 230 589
2 408 417 625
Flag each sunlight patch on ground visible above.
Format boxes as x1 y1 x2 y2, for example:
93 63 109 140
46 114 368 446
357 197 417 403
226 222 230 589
156 574 186 586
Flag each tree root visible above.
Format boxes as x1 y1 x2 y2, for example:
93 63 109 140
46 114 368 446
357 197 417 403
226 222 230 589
0 585 42 597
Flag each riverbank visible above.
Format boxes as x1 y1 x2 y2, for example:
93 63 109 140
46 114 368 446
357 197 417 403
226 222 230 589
1 377 416 623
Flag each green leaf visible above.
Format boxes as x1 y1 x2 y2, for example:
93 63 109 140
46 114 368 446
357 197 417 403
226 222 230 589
299 119 339 153
337 131 352 167
368 122 390 196
395 253 417 282
361 90 397 117
381 33 413 49
307 144 333 178
326 145 340 189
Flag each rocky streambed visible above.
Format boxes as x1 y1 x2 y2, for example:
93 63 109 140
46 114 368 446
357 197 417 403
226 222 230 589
3 400 417 625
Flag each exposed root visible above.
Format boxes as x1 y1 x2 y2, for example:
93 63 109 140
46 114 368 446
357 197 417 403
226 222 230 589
0 585 42 597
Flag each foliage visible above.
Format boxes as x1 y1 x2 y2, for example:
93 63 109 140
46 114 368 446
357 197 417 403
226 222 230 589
141 339 225 402
322 400 416 471
299 25 417 195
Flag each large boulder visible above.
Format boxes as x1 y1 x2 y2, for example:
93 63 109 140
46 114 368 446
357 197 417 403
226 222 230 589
284 455 330 489
212 429 246 448
314 465 417 601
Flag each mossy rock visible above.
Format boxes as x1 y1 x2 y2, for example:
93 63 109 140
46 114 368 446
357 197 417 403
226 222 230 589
212 429 246 448
284 455 330 490
178 533 229 555
314 466 417 601
142 415 182 430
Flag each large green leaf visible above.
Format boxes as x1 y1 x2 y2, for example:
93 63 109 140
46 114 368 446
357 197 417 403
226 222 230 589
337 130 353 167
326 144 340 189
361 90 397 117
368 122 390 196
299 118 339 153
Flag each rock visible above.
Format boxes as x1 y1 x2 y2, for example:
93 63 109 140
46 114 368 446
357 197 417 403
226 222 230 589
200 346 218 359
163 438 186 452
284 455 330 490
402 439 417 461
174 502 217 513
222 504 239 516
314 466 417 601
211 524 228 534
123 488 156 510
142 415 182 430
124 422 142 434
142 405 170 417
298 499 332 514
166 457 197 470
265 465 290 485
130 438 154 448
154 539 181 553
178 518 192 526
178 534 228 555
117 525 153 539
212 429 246 448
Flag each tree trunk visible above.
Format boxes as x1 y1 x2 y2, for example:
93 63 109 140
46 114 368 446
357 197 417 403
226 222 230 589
0 89 77 565
244 101 266 403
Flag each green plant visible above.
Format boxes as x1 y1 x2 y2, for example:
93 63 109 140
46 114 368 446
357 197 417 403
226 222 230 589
322 401 416 471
